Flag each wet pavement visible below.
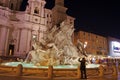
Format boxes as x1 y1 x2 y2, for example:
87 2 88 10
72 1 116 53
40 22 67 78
0 73 120 80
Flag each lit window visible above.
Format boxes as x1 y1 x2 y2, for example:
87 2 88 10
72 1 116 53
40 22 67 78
32 35 37 41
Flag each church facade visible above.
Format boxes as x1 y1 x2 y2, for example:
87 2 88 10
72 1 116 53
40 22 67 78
0 0 75 57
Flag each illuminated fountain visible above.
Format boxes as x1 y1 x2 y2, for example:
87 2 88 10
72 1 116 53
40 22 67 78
23 21 88 66
1 21 100 69
1 62 100 69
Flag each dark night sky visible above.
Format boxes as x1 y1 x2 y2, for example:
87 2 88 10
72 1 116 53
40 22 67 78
21 0 120 39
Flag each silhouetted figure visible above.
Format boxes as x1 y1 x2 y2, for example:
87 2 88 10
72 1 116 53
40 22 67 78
78 57 87 79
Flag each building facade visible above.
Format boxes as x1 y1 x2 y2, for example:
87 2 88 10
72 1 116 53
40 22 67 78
0 0 75 57
74 31 108 56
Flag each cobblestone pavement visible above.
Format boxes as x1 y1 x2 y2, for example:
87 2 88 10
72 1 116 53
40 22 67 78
0 73 120 80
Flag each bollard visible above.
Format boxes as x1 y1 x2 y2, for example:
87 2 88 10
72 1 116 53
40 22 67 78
16 64 23 76
0 58 2 63
118 63 120 72
10 59 13 62
48 65 53 80
112 65 118 76
98 65 104 77
77 65 81 79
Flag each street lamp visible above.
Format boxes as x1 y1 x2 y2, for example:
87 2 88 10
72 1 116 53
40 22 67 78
84 41 87 48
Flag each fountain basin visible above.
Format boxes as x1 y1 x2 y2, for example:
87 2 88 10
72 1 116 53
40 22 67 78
1 62 100 69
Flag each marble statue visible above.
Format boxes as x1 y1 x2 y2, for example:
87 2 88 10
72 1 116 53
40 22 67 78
25 21 88 66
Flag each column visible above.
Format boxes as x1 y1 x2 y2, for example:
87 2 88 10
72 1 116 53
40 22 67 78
26 29 32 53
19 28 30 57
31 1 34 14
41 1 46 18
39 1 42 16
15 28 22 54
4 28 9 55
19 29 27 53
0 27 7 55
40 1 46 25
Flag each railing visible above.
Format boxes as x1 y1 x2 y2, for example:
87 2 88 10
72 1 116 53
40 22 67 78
0 6 11 18
0 6 25 21
0 64 81 80
0 61 119 80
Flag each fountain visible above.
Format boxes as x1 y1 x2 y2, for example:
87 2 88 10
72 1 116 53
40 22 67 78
1 62 100 69
23 21 88 66
0 21 100 69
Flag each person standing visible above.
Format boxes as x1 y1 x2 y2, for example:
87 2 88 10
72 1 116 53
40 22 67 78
78 57 87 79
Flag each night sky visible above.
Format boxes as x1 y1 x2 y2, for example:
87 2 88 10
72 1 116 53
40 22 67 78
21 0 120 39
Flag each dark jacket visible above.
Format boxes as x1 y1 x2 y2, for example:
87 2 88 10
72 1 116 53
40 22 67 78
78 58 86 70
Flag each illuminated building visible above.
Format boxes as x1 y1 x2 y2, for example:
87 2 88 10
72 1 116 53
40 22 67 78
0 0 74 57
74 31 108 56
